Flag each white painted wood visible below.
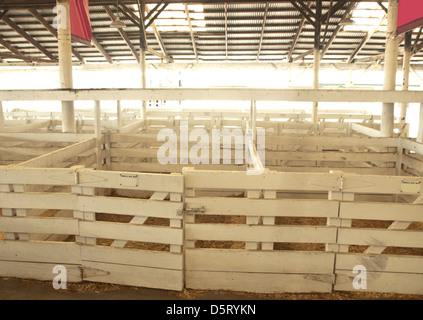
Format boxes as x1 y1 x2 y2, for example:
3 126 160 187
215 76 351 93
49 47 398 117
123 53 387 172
186 198 339 217
336 253 423 274
246 189 261 250
81 245 182 270
77 169 184 193
186 271 333 293
186 224 337 244
3 120 51 133
351 123 384 138
0 216 79 235
2 88 423 104
79 221 183 245
335 270 423 295
0 101 4 133
82 261 183 291
0 261 82 282
0 193 77 211
18 138 96 168
340 202 423 222
77 196 183 219
186 249 334 274
0 132 92 143
417 103 423 143
0 240 81 264
402 155 423 173
337 228 423 248
184 170 343 192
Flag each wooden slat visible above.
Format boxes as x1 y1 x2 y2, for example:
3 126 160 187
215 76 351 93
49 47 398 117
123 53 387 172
0 240 81 264
79 221 183 245
336 253 423 274
340 202 423 222
402 155 423 173
337 228 423 248
186 271 333 293
19 138 96 168
0 133 93 143
0 167 76 185
77 196 183 219
335 270 423 295
266 151 397 162
401 138 423 156
78 169 184 193
82 261 183 291
186 224 337 244
0 192 77 211
0 261 82 283
81 245 182 270
0 216 79 235
186 249 334 274
186 198 339 218
341 174 423 195
184 170 342 192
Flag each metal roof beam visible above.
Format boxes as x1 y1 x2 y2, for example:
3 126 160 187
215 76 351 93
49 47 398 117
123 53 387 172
104 5 140 63
28 8 85 64
1 13 57 61
256 2 269 61
185 3 199 62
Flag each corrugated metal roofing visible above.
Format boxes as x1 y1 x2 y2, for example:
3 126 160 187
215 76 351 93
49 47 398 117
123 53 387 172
0 1 422 65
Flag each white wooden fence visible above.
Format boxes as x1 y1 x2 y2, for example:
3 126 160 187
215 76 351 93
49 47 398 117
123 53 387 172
0 136 422 294
183 168 423 294
0 166 184 291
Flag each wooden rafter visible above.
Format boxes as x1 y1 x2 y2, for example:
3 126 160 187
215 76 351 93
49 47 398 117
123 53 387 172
91 36 114 64
28 8 85 64
321 1 357 59
321 0 348 23
348 13 387 63
289 0 315 27
147 4 173 62
135 0 148 51
0 52 56 63
145 0 166 21
184 3 198 62
0 36 23 56
1 14 57 61
225 3 228 61
145 2 168 29
287 2 308 62
104 5 140 63
256 2 269 61
413 27 423 53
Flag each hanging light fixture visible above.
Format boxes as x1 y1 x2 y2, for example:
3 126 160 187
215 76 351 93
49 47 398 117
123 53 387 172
339 15 355 26
110 0 126 29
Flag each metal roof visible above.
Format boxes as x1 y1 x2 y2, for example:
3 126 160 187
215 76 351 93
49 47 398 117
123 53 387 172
0 1 422 66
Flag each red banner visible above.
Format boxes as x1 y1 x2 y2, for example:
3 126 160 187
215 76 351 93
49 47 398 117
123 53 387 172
397 0 423 34
69 0 92 45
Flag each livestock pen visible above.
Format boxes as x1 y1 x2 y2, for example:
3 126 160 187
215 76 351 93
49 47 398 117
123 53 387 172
0 88 422 295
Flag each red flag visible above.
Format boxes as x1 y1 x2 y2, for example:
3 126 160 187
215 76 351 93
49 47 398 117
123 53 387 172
69 0 92 45
397 0 423 34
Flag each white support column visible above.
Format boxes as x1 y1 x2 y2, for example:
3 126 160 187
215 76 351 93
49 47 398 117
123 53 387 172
0 101 4 132
400 31 412 125
417 103 423 143
312 48 320 135
250 100 257 143
116 100 123 131
381 0 400 137
57 0 76 133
